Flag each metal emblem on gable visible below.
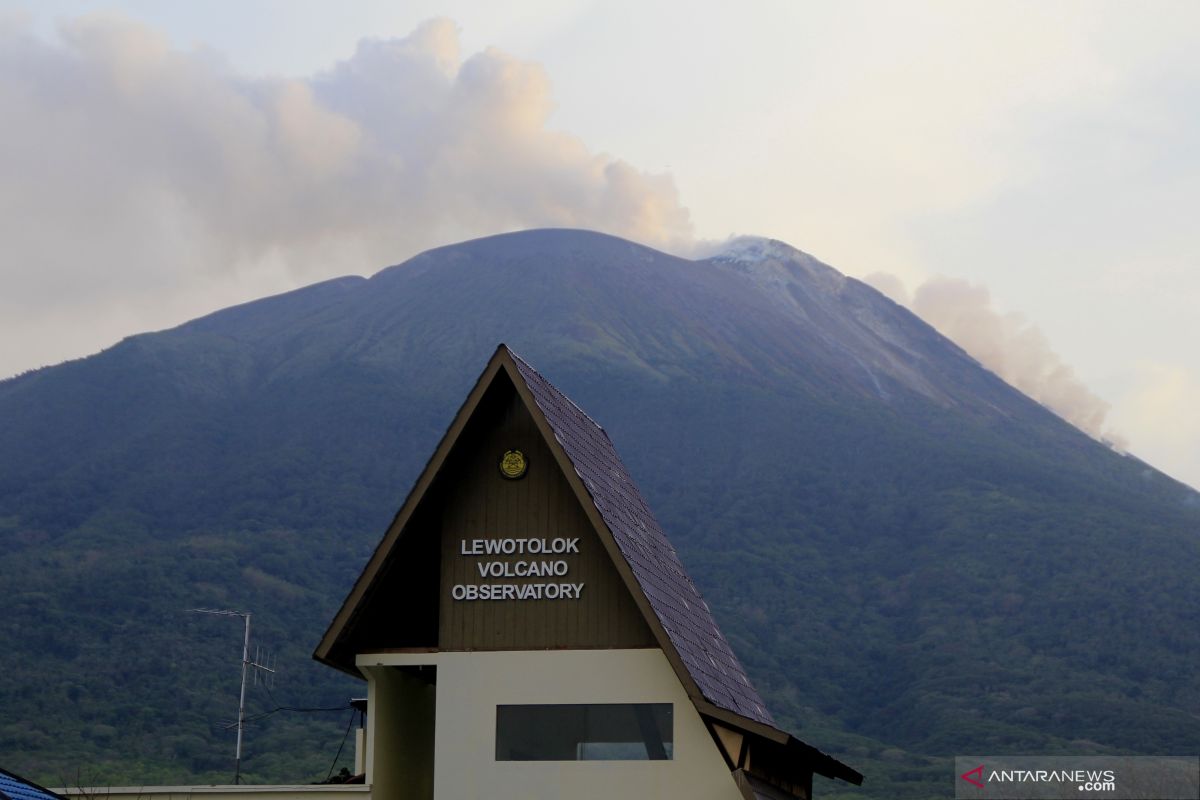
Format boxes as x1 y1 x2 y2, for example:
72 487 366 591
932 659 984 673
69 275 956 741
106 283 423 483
499 449 528 480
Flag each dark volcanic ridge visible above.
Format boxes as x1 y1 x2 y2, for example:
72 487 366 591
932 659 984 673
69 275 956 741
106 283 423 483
2 229 1197 797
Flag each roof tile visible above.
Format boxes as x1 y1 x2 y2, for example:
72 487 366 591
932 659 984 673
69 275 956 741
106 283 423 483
509 348 775 726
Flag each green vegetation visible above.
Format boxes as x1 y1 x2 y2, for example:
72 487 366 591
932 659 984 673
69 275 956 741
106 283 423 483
1 231 1197 798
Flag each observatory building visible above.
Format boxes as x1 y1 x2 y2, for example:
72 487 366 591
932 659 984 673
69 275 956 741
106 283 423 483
312 345 861 800
61 345 860 800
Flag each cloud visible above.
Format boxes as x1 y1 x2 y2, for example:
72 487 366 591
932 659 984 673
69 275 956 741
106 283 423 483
0 15 693 377
1112 363 1200 490
866 273 1123 447
862 272 910 308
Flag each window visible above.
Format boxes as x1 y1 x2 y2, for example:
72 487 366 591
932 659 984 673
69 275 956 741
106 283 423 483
495 703 674 761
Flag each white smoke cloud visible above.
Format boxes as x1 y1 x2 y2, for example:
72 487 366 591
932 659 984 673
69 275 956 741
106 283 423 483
862 272 911 308
866 273 1124 447
1112 363 1200 489
0 15 693 377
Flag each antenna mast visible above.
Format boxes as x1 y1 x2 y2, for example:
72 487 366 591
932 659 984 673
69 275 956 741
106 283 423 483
192 608 276 784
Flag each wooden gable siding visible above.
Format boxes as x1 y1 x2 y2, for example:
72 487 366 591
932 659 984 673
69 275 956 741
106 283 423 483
436 371 653 650
327 495 443 661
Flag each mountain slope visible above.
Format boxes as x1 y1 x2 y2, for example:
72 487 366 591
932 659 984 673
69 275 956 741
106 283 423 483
1 229 1197 797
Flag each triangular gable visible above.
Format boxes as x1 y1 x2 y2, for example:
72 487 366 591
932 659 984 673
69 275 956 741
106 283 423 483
435 367 656 650
314 344 860 788
315 345 656 667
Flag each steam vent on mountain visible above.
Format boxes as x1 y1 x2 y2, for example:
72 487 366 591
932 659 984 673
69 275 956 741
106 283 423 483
310 344 862 799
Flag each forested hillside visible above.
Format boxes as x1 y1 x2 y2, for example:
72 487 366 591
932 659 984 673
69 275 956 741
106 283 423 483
2 230 1197 798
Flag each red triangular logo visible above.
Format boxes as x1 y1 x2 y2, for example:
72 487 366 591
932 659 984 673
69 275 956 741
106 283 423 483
961 764 985 788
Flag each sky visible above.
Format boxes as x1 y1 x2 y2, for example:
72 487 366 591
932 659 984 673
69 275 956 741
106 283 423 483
1 1 1197 489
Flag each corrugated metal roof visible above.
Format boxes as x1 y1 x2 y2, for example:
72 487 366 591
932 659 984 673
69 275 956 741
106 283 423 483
0 769 63 800
509 347 775 727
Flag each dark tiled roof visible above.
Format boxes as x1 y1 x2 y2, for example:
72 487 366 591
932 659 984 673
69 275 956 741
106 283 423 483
509 348 774 726
0 769 63 800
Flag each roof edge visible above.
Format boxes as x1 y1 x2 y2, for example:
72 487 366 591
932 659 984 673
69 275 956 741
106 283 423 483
1 766 67 800
499 350 711 705
312 344 512 670
700 706 863 786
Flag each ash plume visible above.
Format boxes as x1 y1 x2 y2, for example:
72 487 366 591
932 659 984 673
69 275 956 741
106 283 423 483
867 273 1124 447
0 16 692 376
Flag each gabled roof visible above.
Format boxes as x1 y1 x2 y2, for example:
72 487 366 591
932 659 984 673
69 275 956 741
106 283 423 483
508 349 861 788
508 349 773 726
0 768 64 800
314 344 861 788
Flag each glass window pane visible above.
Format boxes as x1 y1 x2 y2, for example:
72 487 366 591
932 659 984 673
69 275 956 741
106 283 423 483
496 703 673 761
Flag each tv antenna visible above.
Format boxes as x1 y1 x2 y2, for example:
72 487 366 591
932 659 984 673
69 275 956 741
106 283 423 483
191 608 277 784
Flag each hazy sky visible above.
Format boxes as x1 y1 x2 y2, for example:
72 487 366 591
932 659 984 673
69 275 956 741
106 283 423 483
2 1 1197 489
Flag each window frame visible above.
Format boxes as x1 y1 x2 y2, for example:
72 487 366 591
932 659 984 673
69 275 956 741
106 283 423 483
494 702 675 762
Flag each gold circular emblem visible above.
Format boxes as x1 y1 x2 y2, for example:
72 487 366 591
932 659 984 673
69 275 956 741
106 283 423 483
499 449 528 480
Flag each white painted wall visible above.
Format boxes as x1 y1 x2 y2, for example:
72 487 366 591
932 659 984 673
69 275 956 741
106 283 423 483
357 649 743 800
362 666 434 800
